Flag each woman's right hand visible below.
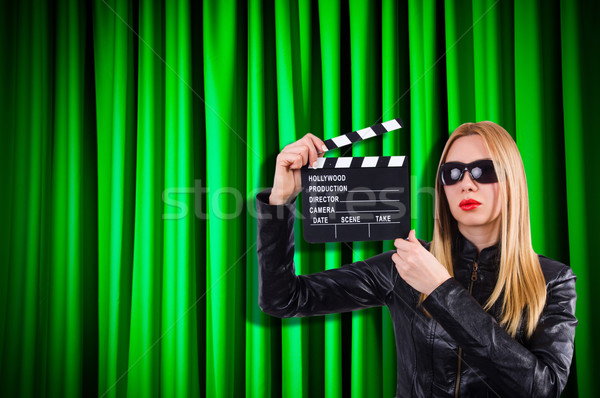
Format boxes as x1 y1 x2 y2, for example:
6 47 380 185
269 133 328 205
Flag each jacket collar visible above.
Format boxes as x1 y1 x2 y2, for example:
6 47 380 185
453 231 500 270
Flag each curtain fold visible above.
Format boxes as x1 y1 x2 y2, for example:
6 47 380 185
1 0 598 397
560 1 600 396
348 2 384 397
318 1 343 395
93 1 136 396
274 1 309 396
127 0 164 396
246 3 271 397
204 0 245 396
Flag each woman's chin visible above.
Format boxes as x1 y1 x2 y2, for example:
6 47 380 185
456 215 499 230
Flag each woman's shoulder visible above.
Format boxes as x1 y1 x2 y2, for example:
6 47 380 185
536 255 577 324
537 254 576 286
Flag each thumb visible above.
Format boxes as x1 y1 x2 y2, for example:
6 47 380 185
408 229 418 243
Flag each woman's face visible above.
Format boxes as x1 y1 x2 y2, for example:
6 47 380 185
442 135 502 234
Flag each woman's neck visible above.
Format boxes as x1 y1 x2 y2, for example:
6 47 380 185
458 221 500 253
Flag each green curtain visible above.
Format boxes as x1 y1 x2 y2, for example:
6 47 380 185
0 0 598 397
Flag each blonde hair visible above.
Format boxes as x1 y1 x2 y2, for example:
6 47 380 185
426 121 546 339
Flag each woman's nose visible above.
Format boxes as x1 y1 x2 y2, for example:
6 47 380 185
460 171 478 191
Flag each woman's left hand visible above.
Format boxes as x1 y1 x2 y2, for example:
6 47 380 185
392 230 451 295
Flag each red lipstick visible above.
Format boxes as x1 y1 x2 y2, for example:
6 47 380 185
459 199 481 211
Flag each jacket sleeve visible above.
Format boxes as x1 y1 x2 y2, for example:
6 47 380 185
256 189 398 318
422 267 577 397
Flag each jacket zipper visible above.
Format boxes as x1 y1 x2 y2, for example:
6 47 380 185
454 260 478 398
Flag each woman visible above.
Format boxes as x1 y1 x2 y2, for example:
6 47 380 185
256 121 577 397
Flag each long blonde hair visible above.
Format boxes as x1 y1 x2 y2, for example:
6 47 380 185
427 121 546 339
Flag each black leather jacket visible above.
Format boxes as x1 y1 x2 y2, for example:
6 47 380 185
256 190 577 397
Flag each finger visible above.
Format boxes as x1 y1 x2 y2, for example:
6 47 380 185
391 253 406 274
278 152 305 170
282 143 310 167
408 229 418 243
277 152 304 169
394 237 411 251
302 136 319 168
301 134 324 167
394 250 405 264
305 133 328 155
291 153 304 169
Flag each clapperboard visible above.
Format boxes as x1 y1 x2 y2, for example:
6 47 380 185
301 118 410 243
